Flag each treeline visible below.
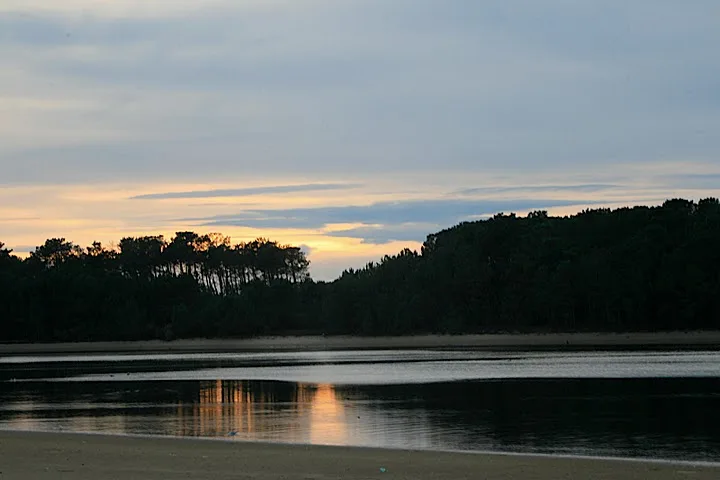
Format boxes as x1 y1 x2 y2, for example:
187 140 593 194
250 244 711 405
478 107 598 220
0 234 318 341
1 198 719 342
322 198 720 334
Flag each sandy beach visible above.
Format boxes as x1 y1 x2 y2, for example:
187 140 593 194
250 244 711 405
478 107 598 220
0 331 718 355
0 430 716 480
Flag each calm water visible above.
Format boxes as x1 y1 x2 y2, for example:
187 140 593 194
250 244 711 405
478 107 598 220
0 350 718 462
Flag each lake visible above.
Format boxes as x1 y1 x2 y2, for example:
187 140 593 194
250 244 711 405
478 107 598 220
0 349 718 462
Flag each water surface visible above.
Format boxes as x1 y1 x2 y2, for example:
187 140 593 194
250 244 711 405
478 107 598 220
1 350 718 462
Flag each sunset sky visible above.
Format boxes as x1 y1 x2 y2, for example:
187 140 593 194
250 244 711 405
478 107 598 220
1 1 719 279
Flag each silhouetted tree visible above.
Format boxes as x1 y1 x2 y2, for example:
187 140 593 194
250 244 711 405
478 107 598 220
0 198 718 343
28 238 82 268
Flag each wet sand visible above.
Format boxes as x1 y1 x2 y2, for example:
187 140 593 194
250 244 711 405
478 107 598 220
0 331 719 355
0 431 717 480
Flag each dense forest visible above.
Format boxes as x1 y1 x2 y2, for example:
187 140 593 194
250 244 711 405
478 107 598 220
1 198 719 342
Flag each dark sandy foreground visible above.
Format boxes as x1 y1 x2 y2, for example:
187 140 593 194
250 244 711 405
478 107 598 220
1 332 719 355
0 431 718 480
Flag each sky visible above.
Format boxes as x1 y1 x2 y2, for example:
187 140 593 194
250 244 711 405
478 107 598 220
1 1 719 280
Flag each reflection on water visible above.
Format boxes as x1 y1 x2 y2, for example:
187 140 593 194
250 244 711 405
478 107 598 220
0 350 719 462
310 384 345 444
0 378 430 448
2 378 719 461
178 381 352 445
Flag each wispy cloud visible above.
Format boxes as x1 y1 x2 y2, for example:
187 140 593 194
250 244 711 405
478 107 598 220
5 244 36 253
659 174 720 190
0 216 40 222
189 198 600 230
325 223 439 245
130 183 361 200
455 184 620 196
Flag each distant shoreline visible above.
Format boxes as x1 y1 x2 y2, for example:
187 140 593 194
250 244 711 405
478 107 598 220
0 430 718 480
1 331 718 355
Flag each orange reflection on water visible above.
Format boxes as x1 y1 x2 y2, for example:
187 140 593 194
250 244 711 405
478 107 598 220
179 381 349 445
309 384 347 445
176 380 256 437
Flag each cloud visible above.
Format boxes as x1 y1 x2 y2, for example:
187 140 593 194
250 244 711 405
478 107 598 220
325 224 440 245
4 245 36 254
298 244 314 255
660 174 720 191
0 216 40 222
130 183 361 200
455 184 620 196
189 198 600 231
0 1 320 20
2 1 719 185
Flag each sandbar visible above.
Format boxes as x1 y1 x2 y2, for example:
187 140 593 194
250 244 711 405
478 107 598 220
0 430 717 480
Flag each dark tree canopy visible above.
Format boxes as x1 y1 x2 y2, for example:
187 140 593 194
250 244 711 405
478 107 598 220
320 198 720 335
1 198 719 343
0 233 313 342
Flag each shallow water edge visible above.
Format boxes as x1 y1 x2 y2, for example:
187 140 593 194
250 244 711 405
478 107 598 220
2 331 720 356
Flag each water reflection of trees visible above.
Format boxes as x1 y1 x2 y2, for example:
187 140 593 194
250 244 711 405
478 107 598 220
1 378 718 461
361 379 720 460
176 381 353 444
175 381 436 449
